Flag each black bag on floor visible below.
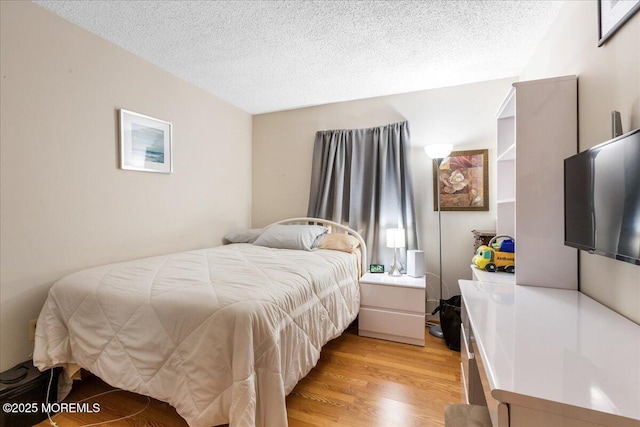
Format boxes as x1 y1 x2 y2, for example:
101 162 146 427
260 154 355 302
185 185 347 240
432 295 462 352
0 360 60 427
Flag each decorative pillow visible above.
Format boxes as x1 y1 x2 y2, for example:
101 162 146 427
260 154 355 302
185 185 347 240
253 224 328 251
224 228 264 244
317 233 361 253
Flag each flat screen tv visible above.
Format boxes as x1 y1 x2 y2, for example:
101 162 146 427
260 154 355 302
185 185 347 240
564 128 640 265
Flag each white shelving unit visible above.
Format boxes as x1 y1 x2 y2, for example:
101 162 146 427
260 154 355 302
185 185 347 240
496 90 516 239
494 76 578 289
471 265 515 285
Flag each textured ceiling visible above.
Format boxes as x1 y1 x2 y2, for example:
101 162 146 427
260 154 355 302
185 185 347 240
33 0 564 114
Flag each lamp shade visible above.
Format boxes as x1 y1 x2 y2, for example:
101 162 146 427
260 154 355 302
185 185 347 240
424 144 453 159
386 228 406 248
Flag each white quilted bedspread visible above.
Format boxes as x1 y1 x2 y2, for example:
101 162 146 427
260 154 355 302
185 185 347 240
34 243 360 427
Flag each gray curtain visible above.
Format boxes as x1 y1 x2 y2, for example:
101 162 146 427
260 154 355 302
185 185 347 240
307 121 418 270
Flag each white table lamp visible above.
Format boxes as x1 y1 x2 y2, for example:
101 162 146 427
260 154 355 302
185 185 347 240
386 228 405 277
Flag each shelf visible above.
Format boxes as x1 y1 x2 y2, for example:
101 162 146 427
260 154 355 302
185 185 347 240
496 202 515 237
470 265 515 285
495 87 515 119
496 157 515 201
497 144 516 161
497 117 515 158
497 198 515 205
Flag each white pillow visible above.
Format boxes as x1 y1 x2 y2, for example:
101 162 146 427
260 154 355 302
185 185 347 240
224 228 264 244
253 224 328 251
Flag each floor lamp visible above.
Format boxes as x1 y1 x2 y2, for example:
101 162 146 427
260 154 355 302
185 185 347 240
424 144 453 338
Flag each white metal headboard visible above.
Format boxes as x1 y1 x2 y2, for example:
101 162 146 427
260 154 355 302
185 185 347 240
269 217 367 273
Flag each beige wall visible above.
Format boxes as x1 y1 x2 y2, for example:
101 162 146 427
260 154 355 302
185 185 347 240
0 2 252 371
253 78 515 314
519 0 640 323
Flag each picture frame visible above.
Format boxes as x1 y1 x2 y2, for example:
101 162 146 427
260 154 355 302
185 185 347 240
598 0 640 47
433 149 488 211
119 109 173 173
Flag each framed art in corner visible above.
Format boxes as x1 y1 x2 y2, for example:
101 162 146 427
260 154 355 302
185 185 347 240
598 0 640 46
433 149 488 211
119 109 173 173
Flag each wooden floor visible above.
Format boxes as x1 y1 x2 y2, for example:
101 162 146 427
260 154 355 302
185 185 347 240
36 325 462 426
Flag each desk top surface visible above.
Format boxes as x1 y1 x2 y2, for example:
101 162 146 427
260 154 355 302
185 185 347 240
459 279 640 423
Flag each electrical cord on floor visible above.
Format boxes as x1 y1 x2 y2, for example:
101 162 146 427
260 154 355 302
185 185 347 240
45 367 57 427
425 271 451 300
45 368 151 427
424 271 450 326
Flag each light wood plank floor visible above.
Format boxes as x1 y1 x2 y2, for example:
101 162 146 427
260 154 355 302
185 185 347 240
36 325 462 426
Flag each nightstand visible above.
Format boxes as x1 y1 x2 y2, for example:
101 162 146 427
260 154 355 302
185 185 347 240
358 272 426 346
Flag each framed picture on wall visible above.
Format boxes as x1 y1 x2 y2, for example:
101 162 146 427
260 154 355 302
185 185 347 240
119 109 173 173
433 149 488 211
598 0 640 46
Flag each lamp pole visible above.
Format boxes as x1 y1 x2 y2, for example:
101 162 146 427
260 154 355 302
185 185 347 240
424 143 452 339
429 157 445 338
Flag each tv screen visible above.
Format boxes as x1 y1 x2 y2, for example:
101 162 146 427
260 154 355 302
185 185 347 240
564 128 640 265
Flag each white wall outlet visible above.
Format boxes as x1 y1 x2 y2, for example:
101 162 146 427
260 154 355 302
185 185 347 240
29 318 37 341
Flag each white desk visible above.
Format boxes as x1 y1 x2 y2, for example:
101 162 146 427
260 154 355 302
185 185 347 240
459 279 640 427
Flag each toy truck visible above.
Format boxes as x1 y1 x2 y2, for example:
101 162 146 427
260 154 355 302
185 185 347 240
472 235 515 273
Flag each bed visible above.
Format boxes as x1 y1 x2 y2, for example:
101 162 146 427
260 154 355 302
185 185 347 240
33 218 366 427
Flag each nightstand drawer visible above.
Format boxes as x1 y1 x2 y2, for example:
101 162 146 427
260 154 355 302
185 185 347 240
360 282 424 313
359 307 425 342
